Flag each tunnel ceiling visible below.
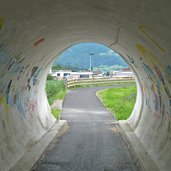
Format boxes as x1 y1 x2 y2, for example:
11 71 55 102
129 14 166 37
0 0 171 171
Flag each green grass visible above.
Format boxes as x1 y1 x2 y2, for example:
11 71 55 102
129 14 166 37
97 86 137 120
46 80 66 105
51 108 61 120
46 80 66 120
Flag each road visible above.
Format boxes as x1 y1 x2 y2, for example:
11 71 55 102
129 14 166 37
34 87 142 171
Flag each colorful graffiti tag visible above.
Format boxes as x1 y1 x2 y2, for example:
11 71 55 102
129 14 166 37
27 66 42 91
139 25 165 53
137 24 171 130
34 38 45 47
0 42 43 130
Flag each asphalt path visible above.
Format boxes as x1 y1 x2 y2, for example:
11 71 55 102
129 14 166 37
34 87 141 171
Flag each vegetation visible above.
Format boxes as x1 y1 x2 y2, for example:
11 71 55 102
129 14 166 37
51 108 61 120
46 80 66 105
45 79 66 120
47 74 54 80
52 64 70 71
97 86 137 120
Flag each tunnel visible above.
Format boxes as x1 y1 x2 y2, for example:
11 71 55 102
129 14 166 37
0 0 171 170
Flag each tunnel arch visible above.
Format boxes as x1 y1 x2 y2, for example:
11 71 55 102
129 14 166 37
48 41 143 129
0 1 171 171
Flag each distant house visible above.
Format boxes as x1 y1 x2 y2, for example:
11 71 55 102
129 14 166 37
50 70 93 80
113 68 133 77
70 71 93 79
92 70 103 77
50 70 71 80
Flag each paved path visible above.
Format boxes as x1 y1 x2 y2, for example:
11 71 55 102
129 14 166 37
34 87 141 171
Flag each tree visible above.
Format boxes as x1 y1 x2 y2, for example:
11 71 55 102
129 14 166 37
106 71 110 76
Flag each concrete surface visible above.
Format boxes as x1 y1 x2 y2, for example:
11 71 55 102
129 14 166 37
119 121 160 171
51 100 63 110
34 87 142 171
11 120 68 171
0 1 171 170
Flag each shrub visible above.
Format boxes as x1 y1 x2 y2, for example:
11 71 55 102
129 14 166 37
47 74 54 80
45 80 66 105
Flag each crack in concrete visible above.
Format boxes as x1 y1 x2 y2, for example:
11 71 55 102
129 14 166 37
109 25 122 47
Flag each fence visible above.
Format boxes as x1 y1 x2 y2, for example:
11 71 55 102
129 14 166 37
65 77 135 89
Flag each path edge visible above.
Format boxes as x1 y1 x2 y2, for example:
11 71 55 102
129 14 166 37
11 120 68 171
119 120 160 171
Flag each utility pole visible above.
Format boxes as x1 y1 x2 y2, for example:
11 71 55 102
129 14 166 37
89 53 95 71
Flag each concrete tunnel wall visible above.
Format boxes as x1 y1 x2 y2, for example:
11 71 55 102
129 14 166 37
0 0 171 170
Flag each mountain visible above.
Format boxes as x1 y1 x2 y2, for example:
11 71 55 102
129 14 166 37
53 43 128 70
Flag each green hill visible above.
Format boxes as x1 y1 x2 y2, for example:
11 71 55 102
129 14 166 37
53 43 128 70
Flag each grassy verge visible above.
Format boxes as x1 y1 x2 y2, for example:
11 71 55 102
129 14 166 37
97 86 137 120
51 108 61 120
46 80 66 105
46 80 66 120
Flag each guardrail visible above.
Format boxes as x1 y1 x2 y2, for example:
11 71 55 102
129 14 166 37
65 77 135 89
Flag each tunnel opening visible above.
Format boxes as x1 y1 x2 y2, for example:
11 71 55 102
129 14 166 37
45 42 139 122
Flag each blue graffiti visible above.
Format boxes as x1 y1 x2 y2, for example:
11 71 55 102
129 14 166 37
16 93 27 119
153 94 158 112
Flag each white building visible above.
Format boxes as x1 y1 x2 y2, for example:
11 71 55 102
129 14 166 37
50 70 93 80
113 68 133 77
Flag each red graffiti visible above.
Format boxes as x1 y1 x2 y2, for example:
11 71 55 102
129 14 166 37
13 95 16 104
0 96 3 104
26 100 37 115
34 38 45 46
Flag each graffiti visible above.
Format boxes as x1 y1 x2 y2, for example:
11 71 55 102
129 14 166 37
6 80 12 104
137 24 171 133
31 67 39 78
26 100 37 118
15 93 37 119
127 55 134 64
0 96 10 114
153 94 158 112
34 38 45 46
13 95 16 104
32 68 41 85
139 25 165 52
153 65 171 98
136 44 162 67
165 65 171 83
138 25 170 94
2 120 5 130
126 54 141 69
153 65 165 85
142 63 154 81
0 44 11 69
0 45 26 87
0 17 3 31
137 44 170 99
27 66 42 90
0 43 41 125
7 53 25 73
15 93 27 119
0 95 10 128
